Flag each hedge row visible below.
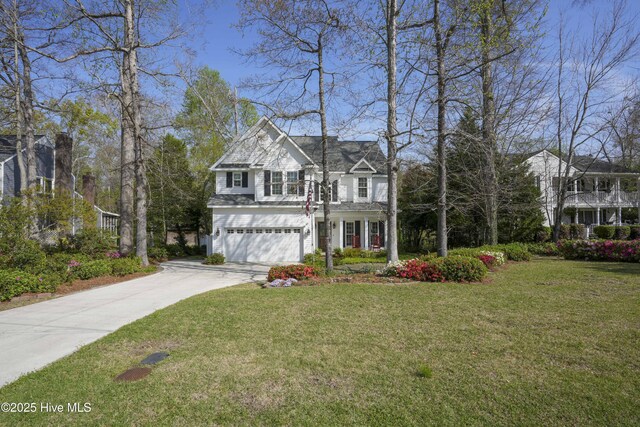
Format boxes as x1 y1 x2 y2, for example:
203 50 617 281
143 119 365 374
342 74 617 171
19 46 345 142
380 256 488 282
557 239 640 262
592 225 640 240
0 257 146 301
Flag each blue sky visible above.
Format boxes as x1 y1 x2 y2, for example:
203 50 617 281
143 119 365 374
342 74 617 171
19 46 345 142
178 0 639 140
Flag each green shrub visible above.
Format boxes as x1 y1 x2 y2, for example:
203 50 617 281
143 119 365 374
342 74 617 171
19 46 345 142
70 229 117 257
593 225 615 239
431 256 487 282
11 240 46 271
631 226 640 240
73 260 112 280
0 270 39 301
165 244 186 257
148 246 169 262
304 252 325 266
203 253 225 265
497 244 531 261
342 248 362 258
110 257 142 276
614 226 631 240
535 227 552 243
332 247 343 258
526 242 560 256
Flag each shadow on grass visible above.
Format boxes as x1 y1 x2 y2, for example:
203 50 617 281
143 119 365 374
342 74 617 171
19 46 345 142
576 260 640 277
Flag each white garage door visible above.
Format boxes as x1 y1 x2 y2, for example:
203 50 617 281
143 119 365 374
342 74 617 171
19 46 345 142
223 227 303 263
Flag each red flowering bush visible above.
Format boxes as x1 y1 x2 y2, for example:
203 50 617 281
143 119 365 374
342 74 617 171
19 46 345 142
477 254 497 269
267 264 319 281
557 239 640 262
393 259 445 282
380 256 486 282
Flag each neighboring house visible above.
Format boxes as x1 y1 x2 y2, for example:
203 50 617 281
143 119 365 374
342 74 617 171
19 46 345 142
0 133 119 233
524 150 640 232
207 117 388 263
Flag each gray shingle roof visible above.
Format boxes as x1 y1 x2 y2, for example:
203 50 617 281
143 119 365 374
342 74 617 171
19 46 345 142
0 135 47 162
290 136 386 174
571 156 635 174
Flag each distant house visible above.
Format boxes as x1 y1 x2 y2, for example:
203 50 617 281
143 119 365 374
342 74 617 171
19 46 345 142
524 150 640 231
0 133 119 233
207 117 388 263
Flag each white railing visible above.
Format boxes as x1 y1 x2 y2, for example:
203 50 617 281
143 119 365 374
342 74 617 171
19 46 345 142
560 190 639 207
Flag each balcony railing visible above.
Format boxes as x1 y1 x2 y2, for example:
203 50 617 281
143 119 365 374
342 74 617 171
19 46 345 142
558 190 639 206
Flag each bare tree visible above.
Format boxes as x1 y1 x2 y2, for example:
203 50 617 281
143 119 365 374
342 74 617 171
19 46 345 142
551 1 640 240
237 0 346 272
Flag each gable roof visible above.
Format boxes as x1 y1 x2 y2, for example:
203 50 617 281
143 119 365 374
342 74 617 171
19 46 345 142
0 135 49 163
291 136 386 174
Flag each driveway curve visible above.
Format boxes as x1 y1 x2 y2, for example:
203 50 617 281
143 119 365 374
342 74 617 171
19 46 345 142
0 259 269 387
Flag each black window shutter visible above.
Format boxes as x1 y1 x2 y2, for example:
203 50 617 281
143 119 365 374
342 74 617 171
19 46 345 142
226 172 232 188
343 221 346 248
242 172 248 188
264 170 271 196
379 221 385 246
314 181 319 201
298 170 305 195
355 221 361 236
332 180 338 202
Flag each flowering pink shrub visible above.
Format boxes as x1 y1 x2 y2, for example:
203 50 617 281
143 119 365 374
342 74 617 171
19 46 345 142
267 265 319 281
67 260 81 268
105 251 122 259
477 254 497 269
380 256 486 282
557 239 640 262
393 259 445 282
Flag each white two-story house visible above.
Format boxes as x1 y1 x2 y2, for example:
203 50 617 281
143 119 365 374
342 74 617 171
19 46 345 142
207 117 388 263
525 150 640 232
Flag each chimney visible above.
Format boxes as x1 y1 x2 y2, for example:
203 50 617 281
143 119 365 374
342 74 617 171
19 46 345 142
54 133 73 196
82 174 96 206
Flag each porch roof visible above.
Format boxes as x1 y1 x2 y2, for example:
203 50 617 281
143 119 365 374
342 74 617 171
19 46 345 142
207 194 387 212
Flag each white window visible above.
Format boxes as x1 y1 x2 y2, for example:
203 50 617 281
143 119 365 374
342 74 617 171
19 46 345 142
275 229 282 234
358 177 368 198
255 229 263 234
233 172 242 187
287 171 299 195
265 229 273 234
284 229 291 233
236 229 244 234
346 222 354 246
246 229 253 234
294 229 301 234
370 222 379 235
272 172 283 195
227 229 235 234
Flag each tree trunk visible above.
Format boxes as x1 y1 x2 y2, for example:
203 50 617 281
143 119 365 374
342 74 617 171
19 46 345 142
12 16 26 195
385 0 399 263
17 39 36 190
434 0 448 257
118 0 135 256
318 37 333 272
480 7 499 245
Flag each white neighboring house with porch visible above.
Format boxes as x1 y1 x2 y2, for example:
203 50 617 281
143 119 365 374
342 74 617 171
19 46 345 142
206 117 388 263
525 150 640 233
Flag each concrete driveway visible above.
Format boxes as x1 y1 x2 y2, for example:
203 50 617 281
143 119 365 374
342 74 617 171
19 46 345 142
0 259 269 388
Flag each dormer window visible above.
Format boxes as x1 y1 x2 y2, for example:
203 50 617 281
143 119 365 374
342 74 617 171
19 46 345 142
226 171 248 188
233 172 242 187
358 177 368 198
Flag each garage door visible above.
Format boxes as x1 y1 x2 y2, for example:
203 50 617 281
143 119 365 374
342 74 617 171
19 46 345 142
223 227 303 263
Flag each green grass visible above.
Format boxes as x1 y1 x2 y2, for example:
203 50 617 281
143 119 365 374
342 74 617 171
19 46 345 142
1 259 639 426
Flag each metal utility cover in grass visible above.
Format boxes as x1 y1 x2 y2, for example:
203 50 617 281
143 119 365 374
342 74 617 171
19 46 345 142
114 367 152 382
140 352 169 366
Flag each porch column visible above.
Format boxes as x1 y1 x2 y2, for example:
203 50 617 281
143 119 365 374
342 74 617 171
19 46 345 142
596 207 600 226
618 206 623 226
574 208 579 224
363 217 369 250
339 217 344 248
573 178 578 205
616 177 621 204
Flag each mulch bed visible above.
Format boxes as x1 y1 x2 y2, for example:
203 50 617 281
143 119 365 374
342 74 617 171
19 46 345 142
0 268 159 311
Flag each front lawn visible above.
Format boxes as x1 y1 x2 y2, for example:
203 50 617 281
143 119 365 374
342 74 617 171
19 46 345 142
1 259 639 425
